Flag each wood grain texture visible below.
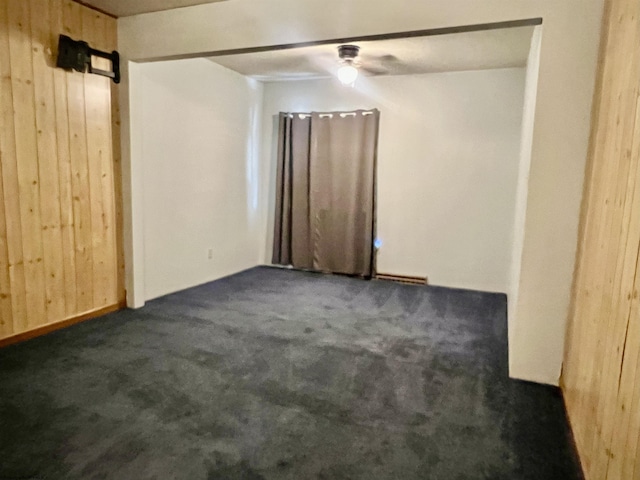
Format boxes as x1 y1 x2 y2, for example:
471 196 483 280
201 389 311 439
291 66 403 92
562 0 640 478
8 0 47 330
0 0 16 337
0 300 125 348
106 16 126 305
0 0 28 334
31 0 67 322
0 0 123 340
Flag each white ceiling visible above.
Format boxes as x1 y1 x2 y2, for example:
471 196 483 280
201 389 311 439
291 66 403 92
79 0 227 17
210 26 534 82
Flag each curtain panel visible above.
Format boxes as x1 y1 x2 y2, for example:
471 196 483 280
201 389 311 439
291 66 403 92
272 109 380 277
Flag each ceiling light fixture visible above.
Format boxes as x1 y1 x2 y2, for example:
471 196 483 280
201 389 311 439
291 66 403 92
337 64 358 86
337 45 360 86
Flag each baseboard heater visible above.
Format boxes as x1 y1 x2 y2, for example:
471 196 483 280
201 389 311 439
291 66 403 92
375 273 428 286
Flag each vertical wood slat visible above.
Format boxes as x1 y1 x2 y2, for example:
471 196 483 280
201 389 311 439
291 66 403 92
0 0 28 335
0 0 122 341
562 0 640 478
0 130 12 337
587 8 640 473
107 21 126 304
82 8 117 307
64 0 94 313
0 1 17 336
607 218 640 478
562 0 615 450
7 0 47 330
50 0 77 316
97 13 120 306
30 0 66 321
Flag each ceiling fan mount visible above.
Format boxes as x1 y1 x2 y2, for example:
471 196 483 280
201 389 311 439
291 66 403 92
331 44 398 84
338 45 360 62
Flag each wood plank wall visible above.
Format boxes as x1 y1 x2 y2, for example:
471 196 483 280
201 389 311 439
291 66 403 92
0 0 124 342
562 0 640 478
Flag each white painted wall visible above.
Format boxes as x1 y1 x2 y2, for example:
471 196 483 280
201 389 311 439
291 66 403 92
260 69 526 294
509 27 547 380
130 58 263 301
118 0 605 385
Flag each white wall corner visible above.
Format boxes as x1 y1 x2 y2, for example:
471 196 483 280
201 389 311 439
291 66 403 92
508 25 542 380
120 59 146 309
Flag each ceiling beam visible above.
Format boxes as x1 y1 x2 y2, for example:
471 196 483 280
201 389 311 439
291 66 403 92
141 17 543 63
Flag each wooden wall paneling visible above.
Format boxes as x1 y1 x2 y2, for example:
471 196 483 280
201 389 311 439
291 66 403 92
0 1 16 336
563 0 617 442
562 0 640 477
105 13 126 305
563 0 615 440
82 8 111 307
606 84 640 478
0 140 12 337
63 0 94 313
564 33 617 463
50 0 78 316
97 13 120 306
607 216 640 478
612 247 640 480
626 318 640 479
589 18 640 476
0 0 28 335
593 94 640 479
30 0 67 321
626 345 640 478
82 9 117 305
0 301 122 348
590 137 638 475
6 0 47 329
0 0 122 342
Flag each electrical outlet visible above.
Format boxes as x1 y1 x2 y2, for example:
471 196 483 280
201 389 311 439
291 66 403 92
207 248 213 260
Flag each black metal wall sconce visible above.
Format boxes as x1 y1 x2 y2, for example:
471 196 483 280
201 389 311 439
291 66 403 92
56 34 120 84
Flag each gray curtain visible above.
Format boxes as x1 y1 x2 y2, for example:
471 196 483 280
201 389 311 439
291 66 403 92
272 109 380 277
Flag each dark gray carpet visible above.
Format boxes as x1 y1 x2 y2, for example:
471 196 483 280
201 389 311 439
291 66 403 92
0 266 582 480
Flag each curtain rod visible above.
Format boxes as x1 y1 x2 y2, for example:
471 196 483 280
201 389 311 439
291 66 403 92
284 109 378 119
